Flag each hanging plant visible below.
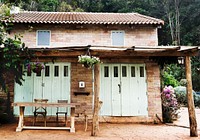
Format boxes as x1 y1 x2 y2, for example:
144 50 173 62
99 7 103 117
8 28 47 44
26 62 45 74
78 55 101 68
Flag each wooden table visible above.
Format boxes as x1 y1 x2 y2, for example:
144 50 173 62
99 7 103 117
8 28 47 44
13 102 78 133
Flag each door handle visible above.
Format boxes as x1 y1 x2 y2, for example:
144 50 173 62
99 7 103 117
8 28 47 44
118 84 121 94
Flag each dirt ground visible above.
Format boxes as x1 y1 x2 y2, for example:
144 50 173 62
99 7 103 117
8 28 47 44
0 107 200 140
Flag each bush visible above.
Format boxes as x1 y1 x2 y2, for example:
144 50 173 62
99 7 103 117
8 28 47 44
174 86 200 107
161 86 179 123
179 79 187 86
163 72 179 87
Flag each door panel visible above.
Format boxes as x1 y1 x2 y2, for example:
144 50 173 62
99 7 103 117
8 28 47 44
129 65 139 116
43 64 53 115
100 65 112 115
121 64 130 116
100 64 148 116
112 65 121 116
137 64 148 115
14 71 34 115
14 63 71 116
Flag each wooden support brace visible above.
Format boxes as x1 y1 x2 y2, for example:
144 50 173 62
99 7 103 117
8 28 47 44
185 56 198 137
91 64 100 136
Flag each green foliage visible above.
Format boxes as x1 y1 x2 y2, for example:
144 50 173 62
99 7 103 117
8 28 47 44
179 79 187 86
165 58 200 91
0 4 32 123
162 71 179 87
164 64 184 82
0 36 31 90
174 86 200 107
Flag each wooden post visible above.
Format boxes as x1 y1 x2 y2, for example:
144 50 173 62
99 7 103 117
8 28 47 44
91 64 100 136
16 106 25 132
70 107 75 133
185 56 198 137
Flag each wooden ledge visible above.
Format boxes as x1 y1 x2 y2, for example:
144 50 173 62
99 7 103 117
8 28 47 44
74 92 90 96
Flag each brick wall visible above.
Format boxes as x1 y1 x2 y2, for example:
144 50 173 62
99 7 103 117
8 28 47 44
146 60 162 122
9 23 162 123
6 56 162 123
11 24 158 48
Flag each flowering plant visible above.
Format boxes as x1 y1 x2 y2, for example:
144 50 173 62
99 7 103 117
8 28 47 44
78 55 101 68
161 86 179 123
26 62 45 73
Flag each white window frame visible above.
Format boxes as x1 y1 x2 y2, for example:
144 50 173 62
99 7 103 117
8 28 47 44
111 30 125 46
36 30 51 47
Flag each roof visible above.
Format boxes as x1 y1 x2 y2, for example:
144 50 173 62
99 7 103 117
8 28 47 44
8 11 164 25
28 45 199 57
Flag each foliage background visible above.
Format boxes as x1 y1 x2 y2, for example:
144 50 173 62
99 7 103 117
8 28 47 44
5 0 199 90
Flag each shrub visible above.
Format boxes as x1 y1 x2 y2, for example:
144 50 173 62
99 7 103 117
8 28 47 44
174 86 200 107
161 86 179 123
163 72 179 87
179 79 187 86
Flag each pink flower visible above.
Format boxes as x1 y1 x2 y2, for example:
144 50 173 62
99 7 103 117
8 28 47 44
165 94 171 98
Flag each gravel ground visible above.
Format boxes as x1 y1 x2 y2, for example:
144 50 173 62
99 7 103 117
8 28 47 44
0 107 200 140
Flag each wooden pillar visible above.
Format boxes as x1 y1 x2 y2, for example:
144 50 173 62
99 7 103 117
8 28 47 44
91 64 100 136
70 107 75 133
185 56 198 137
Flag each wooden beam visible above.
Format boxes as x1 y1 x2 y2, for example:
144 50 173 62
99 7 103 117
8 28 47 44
91 64 100 136
185 56 198 137
28 47 199 58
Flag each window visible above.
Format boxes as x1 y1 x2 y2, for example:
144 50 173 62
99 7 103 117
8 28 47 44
104 66 109 77
131 66 135 77
111 31 124 46
45 66 50 77
37 30 50 46
54 66 59 77
64 66 68 77
140 66 144 77
122 66 127 77
114 66 118 77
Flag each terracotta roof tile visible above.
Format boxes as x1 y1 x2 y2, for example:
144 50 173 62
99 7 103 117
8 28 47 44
9 11 164 25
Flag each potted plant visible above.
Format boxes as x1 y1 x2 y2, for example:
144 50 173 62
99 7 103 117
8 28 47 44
78 55 101 68
161 86 179 123
26 62 45 74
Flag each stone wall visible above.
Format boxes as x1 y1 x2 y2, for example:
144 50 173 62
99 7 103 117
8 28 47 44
11 24 158 48
9 23 162 123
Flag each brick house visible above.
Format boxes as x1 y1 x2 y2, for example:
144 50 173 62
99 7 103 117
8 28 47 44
8 11 172 123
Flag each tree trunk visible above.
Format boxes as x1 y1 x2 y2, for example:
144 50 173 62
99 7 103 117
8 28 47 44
91 64 100 136
175 0 180 45
185 56 198 137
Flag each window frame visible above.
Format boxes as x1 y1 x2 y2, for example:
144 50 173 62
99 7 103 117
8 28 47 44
111 30 125 46
36 30 51 47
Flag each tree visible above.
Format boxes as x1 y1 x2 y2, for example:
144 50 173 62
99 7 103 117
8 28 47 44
0 4 32 122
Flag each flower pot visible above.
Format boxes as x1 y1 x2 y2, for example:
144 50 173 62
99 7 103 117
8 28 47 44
83 63 91 68
32 68 42 74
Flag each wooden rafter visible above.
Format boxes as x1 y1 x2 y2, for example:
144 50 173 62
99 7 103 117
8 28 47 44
28 45 199 58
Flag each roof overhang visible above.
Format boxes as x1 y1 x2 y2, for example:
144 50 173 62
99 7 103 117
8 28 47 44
28 45 200 58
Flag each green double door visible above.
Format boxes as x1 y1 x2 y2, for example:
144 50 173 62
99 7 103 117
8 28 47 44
100 64 148 116
14 62 70 116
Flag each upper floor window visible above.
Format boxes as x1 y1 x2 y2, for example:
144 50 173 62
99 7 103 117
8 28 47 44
37 30 50 46
111 31 125 46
